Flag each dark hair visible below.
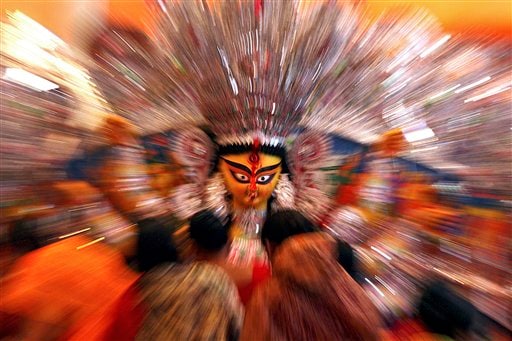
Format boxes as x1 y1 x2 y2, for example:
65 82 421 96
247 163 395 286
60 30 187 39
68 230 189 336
261 209 317 246
218 143 287 160
189 210 229 253
336 240 358 280
418 280 476 338
8 218 42 253
136 218 178 272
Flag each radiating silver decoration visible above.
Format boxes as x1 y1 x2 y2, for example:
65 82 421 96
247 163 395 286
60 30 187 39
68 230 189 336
271 174 296 212
324 206 370 244
83 0 511 193
171 127 214 183
290 130 334 222
203 172 231 224
151 0 359 146
168 183 204 222
1 11 111 212
228 208 268 266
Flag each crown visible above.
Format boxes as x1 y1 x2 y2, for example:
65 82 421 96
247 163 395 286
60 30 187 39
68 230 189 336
151 0 354 149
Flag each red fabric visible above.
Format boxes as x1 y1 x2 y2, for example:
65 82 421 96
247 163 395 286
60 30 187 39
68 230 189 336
104 283 146 341
386 319 433 340
238 262 271 306
0 236 138 341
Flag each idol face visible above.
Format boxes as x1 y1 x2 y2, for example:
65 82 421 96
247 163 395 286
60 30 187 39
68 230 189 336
219 152 282 210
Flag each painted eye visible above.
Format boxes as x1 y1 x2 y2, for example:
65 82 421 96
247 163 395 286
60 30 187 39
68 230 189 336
233 172 249 183
257 173 275 184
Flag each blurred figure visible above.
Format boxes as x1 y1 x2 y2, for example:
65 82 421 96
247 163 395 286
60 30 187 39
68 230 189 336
97 115 168 222
136 218 179 272
261 209 318 258
386 280 478 341
241 233 382 341
418 281 477 340
6 218 42 255
106 217 181 340
189 210 267 305
107 218 243 340
336 239 361 283
134 263 243 340
0 217 138 340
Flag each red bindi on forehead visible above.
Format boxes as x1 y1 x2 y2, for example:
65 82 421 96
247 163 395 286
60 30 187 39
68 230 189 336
248 138 261 167
248 138 261 191
249 152 260 165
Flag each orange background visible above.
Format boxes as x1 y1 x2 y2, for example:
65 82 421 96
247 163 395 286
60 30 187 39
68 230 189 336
2 1 511 44
366 1 511 39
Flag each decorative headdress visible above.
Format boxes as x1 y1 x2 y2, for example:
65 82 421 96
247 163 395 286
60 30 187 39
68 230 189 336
150 0 355 152
88 0 511 215
146 0 359 221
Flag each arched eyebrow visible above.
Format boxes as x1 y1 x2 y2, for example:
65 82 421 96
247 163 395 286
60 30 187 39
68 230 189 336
221 157 281 176
256 162 281 175
220 157 251 174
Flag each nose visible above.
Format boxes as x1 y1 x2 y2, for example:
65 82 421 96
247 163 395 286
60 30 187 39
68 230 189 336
247 182 258 199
